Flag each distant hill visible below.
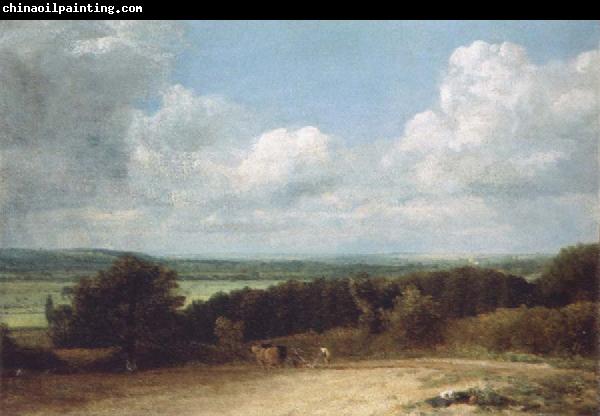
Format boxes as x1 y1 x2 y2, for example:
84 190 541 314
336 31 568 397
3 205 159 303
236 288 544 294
0 248 150 276
0 248 552 281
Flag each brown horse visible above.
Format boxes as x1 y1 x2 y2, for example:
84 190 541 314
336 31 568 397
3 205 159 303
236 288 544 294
251 344 287 369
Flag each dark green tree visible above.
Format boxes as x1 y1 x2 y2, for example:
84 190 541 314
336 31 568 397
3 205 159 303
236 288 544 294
48 305 74 347
535 243 598 306
44 294 54 324
385 285 444 348
69 255 184 370
1 324 63 370
349 275 387 334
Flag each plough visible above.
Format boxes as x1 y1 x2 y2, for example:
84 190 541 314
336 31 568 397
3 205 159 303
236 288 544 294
288 347 328 368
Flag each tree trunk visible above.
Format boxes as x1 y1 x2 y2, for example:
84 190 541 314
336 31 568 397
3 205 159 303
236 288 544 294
125 297 138 372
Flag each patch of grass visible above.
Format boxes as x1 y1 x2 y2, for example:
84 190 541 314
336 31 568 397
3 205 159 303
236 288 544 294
436 345 546 364
500 372 598 415
398 401 418 412
545 355 598 371
429 345 597 372
419 368 501 389
418 372 462 389
470 386 511 408
502 352 545 364
9 327 52 348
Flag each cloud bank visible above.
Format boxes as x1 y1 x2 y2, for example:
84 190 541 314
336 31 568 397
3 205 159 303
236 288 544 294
0 22 597 254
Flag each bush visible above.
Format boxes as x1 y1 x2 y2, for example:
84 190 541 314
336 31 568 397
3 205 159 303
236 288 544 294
445 302 597 356
424 386 510 409
560 301 597 355
48 304 75 347
384 286 444 348
535 243 598 306
1 325 64 371
181 266 536 346
214 316 245 359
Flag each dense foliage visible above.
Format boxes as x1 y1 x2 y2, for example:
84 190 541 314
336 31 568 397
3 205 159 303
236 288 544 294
49 256 184 368
45 243 597 369
182 278 360 343
181 267 537 343
179 244 595 352
384 286 444 348
535 243 598 307
1 324 63 370
446 302 597 356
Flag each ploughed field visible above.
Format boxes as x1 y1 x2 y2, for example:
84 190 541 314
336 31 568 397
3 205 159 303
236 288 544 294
2 358 596 416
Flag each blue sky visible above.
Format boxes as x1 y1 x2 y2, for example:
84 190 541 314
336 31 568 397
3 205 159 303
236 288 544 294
1 21 598 254
174 21 600 144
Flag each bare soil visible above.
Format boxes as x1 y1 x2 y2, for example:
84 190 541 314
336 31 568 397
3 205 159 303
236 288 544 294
1 358 596 416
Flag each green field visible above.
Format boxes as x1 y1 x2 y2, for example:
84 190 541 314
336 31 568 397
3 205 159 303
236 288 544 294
178 279 290 306
0 248 551 281
0 281 67 328
0 279 287 328
0 248 551 328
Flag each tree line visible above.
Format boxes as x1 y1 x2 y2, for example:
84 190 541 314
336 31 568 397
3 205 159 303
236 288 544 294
43 243 597 369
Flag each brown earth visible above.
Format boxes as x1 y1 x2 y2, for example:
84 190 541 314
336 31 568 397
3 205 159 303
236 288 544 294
1 358 596 416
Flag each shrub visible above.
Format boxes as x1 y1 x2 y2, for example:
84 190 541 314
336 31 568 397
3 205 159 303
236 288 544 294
535 243 598 306
215 316 244 351
445 301 597 356
385 286 444 348
214 316 245 358
48 304 75 347
1 325 64 371
560 301 597 355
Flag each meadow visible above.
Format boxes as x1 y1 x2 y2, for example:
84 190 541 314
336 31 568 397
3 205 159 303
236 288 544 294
0 281 68 328
0 279 287 328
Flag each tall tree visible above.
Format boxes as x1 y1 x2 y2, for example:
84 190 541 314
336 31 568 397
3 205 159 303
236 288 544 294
385 285 444 348
44 294 54 324
70 255 184 370
536 243 599 307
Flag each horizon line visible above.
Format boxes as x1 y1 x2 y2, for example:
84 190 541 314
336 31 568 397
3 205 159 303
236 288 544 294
0 245 569 258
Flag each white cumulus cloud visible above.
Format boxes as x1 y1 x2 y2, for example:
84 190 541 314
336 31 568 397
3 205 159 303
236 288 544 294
1 29 597 254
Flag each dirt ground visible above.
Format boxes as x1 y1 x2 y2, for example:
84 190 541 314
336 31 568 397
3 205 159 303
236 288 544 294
1 358 597 416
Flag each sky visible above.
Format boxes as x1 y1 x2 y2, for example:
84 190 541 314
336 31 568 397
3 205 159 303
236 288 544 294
0 21 598 255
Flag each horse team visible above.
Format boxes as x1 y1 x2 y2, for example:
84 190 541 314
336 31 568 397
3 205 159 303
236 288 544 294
251 344 331 369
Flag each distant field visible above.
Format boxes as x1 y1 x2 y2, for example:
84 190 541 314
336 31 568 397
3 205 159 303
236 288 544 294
0 281 68 328
0 248 551 328
0 248 551 281
0 279 287 328
178 279 289 306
